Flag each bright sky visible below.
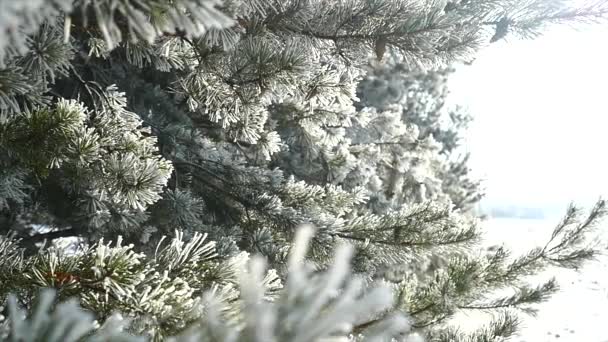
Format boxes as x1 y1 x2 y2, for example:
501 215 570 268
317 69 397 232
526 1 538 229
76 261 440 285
448 24 608 210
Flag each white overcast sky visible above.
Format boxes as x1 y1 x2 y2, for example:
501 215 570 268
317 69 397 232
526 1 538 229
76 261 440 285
448 24 608 209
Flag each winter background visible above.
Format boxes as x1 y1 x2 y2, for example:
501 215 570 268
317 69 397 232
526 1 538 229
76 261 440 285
448 23 608 342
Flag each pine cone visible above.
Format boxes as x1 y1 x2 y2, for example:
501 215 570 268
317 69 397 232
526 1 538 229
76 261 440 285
490 17 510 43
375 36 388 61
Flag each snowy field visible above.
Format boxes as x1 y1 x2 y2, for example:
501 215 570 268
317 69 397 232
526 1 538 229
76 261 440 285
469 218 608 342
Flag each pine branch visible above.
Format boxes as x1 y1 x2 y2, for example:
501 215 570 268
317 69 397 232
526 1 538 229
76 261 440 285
20 228 79 244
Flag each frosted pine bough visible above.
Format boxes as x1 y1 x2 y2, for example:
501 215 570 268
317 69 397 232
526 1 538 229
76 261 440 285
0 0 608 341
0 226 421 341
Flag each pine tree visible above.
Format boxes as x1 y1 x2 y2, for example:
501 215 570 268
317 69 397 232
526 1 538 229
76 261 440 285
1 0 608 341
356 64 482 213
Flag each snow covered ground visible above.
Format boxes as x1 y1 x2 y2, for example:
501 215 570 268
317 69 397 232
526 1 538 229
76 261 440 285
475 218 608 342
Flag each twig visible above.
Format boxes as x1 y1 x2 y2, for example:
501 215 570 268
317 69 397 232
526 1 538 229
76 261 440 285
20 228 79 245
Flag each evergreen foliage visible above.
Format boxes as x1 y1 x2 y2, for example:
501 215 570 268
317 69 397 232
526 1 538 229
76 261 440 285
0 0 607 341
0 226 420 342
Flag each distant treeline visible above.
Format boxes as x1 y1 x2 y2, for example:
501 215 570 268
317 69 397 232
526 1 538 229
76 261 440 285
479 205 547 219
